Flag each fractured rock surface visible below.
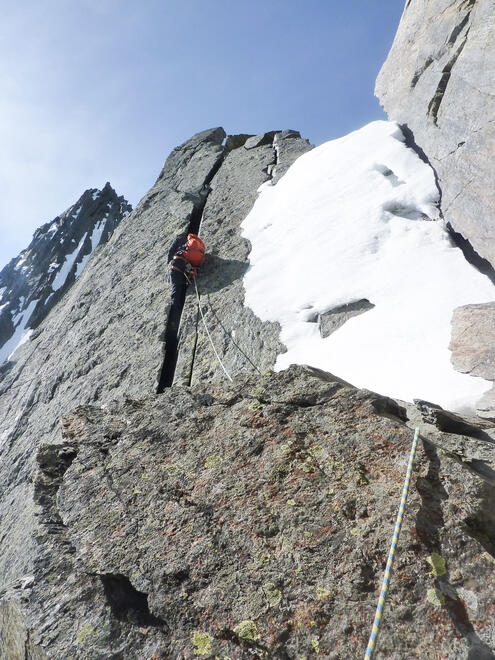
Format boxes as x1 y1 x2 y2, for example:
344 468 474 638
174 130 313 387
0 127 311 591
0 128 228 586
376 0 495 267
6 366 494 659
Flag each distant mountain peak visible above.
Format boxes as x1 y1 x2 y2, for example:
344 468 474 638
0 185 131 363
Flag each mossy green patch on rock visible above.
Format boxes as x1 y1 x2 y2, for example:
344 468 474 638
193 631 213 655
427 588 445 608
77 623 96 645
234 620 260 642
426 552 447 577
315 586 331 601
204 455 223 469
262 582 282 607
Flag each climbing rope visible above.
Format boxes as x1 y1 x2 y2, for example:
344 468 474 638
203 290 262 375
364 427 420 659
193 278 233 383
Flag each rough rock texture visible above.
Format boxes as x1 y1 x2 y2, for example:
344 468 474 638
1 124 494 658
3 366 493 659
0 128 226 589
450 302 495 418
0 183 131 361
174 130 313 387
0 127 311 589
376 0 495 267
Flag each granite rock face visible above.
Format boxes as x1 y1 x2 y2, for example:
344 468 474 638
0 127 311 589
173 130 313 387
1 123 495 658
376 0 495 267
0 184 131 362
1 366 493 659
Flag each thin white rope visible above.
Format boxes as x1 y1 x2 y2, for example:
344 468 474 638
194 278 233 383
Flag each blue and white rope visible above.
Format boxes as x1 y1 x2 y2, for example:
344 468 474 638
364 427 420 659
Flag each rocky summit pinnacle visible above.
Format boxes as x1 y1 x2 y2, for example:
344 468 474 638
0 184 131 364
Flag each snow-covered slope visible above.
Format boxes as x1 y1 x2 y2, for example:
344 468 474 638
242 121 495 412
0 183 131 363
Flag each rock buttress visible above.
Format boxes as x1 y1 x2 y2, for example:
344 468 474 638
376 0 495 267
0 127 226 587
173 130 313 386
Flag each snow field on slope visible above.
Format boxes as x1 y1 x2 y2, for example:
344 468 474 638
241 121 495 412
0 298 38 363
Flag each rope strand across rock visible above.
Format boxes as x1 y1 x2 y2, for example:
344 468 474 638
365 427 420 659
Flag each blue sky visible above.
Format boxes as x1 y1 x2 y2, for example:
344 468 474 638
0 0 404 269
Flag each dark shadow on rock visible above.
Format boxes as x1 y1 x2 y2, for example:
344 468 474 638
464 483 495 559
416 442 495 657
194 254 249 295
439 574 495 659
415 400 495 444
415 440 448 551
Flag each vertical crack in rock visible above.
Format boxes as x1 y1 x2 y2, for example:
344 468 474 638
157 155 226 393
99 573 164 628
447 10 471 46
428 30 470 125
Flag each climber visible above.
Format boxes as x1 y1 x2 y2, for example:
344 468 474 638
166 232 206 337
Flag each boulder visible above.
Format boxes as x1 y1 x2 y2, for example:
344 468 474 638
450 302 495 418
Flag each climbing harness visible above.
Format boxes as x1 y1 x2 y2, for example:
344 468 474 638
364 427 420 659
193 279 233 383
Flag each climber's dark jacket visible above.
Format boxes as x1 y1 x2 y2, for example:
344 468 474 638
167 233 188 264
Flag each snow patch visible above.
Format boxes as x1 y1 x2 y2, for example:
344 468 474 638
0 298 39 363
74 220 106 278
14 254 28 271
70 203 82 219
51 234 87 291
241 120 495 413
